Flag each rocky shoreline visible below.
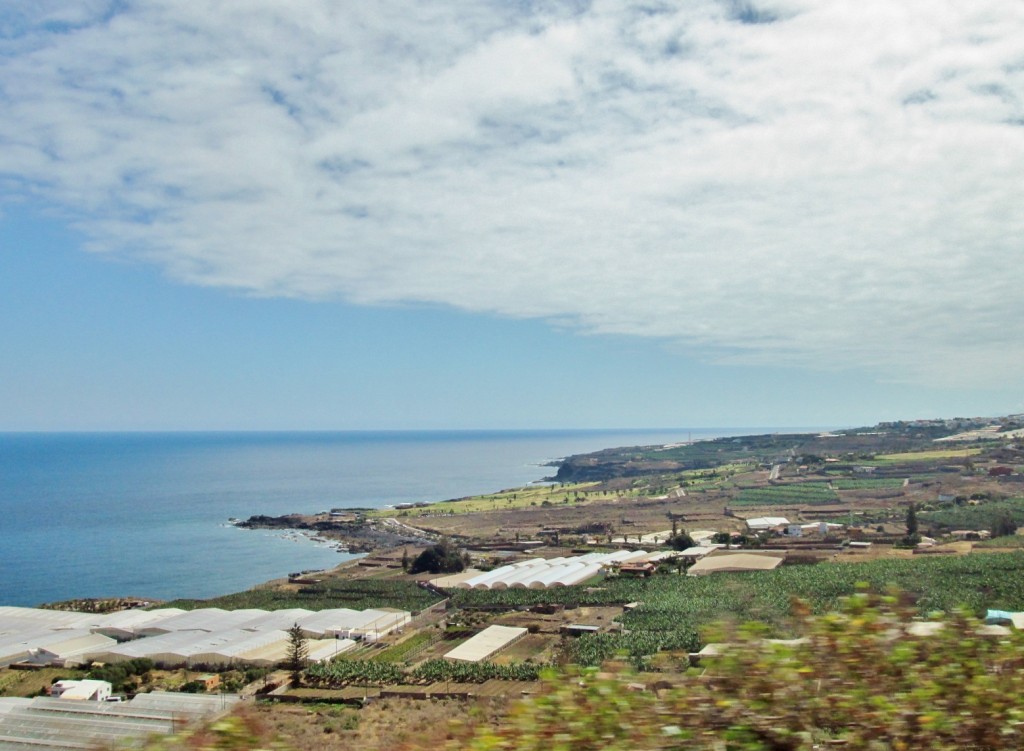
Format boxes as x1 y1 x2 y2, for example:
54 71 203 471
232 512 434 553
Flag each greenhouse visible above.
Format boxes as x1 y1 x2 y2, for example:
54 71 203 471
444 625 527 663
0 606 97 630
26 632 117 668
95 627 356 668
687 552 784 576
88 608 187 639
455 551 650 590
0 692 238 750
0 629 115 669
295 608 410 641
234 608 314 632
0 605 407 669
135 608 269 636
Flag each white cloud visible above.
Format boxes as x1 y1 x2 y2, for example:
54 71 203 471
2 0 1023 387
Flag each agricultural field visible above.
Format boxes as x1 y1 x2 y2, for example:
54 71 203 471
305 657 543 687
734 482 837 506
920 497 1024 532
976 535 1024 549
833 478 907 490
451 552 1024 666
489 633 556 664
166 577 444 613
367 631 439 663
370 483 603 518
872 447 985 463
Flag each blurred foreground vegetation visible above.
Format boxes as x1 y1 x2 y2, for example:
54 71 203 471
455 552 1024 665
149 591 1024 750
441 592 1024 751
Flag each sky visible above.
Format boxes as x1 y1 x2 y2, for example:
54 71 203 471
1 0 1022 431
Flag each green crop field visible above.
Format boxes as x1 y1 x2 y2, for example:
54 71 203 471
734 483 837 506
873 448 984 463
368 631 438 663
833 478 907 490
454 552 1024 666
920 498 1024 532
166 578 444 613
370 482 602 517
305 657 542 687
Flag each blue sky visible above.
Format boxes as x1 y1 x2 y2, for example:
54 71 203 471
1 1 1022 430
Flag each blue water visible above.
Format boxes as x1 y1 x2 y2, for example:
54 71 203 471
0 429 769 606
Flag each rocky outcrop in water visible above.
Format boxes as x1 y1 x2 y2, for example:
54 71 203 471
234 513 432 552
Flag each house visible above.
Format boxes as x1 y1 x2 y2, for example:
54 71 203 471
745 517 789 532
194 674 220 692
950 529 991 540
618 562 656 577
49 680 112 701
800 522 843 535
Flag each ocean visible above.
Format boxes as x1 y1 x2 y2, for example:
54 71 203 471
0 429 768 606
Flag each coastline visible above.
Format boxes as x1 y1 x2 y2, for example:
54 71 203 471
231 511 436 553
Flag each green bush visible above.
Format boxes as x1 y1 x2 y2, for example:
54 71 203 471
409 539 466 575
434 593 1024 750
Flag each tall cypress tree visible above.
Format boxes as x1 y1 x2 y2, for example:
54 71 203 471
286 624 308 686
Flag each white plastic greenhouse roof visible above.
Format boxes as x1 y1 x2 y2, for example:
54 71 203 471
0 607 97 630
296 608 409 638
0 693 238 751
0 605 411 669
137 608 267 634
102 628 291 665
454 551 646 590
236 608 314 632
186 629 292 665
526 562 587 589
444 625 527 663
745 517 790 529
89 608 186 638
293 608 375 636
307 638 357 663
687 552 784 575
1 629 116 668
35 632 116 660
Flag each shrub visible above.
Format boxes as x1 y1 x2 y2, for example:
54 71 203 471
409 539 465 575
431 593 1024 750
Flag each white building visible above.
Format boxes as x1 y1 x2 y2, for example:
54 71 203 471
49 680 112 701
745 517 790 532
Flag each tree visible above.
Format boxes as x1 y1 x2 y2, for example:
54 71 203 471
409 538 466 575
667 531 695 551
286 624 308 686
901 503 921 547
905 503 919 537
992 513 1018 539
